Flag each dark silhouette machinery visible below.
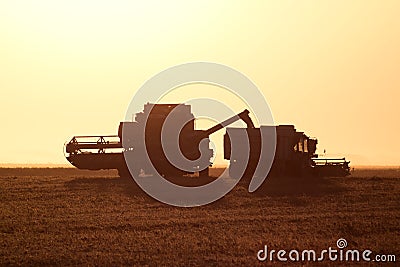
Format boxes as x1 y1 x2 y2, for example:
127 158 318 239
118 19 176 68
65 103 350 178
224 125 350 178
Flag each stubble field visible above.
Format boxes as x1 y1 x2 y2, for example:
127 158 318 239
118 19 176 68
0 167 399 266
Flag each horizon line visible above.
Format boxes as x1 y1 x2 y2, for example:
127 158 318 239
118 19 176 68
0 163 399 169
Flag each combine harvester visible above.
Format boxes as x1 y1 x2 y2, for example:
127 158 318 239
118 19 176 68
64 103 350 178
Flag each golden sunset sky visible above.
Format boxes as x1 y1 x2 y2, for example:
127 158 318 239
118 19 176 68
0 1 399 166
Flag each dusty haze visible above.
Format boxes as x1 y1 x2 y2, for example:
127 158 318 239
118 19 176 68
0 1 399 165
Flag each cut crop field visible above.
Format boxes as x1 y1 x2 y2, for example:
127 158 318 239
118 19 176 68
0 167 399 266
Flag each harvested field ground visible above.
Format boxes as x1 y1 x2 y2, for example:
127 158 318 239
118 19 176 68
0 167 399 266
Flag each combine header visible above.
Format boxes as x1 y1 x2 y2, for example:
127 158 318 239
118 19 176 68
312 158 350 177
65 103 350 178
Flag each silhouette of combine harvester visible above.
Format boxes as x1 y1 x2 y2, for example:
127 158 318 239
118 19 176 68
65 103 350 178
